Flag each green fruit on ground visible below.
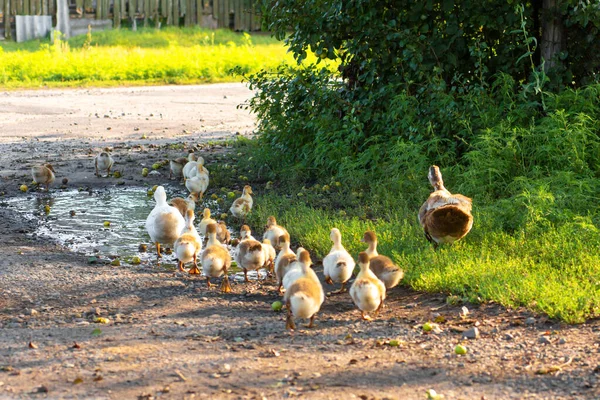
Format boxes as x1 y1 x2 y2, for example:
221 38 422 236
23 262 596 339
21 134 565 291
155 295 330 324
271 301 283 312
152 185 158 192
227 192 236 199
103 221 111 227
113 171 122 178
44 205 51 213
142 168 149 177
110 259 120 266
20 185 28 192
423 322 433 332
131 256 141 265
454 344 467 355
152 163 160 170
147 190 154 196
211 193 219 200
220 213 228 220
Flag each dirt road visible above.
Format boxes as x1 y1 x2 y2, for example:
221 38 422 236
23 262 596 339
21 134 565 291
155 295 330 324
0 84 598 400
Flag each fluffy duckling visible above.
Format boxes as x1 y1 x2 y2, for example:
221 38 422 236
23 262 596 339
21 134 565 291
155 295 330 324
185 161 209 199
31 164 55 191
216 221 231 245
198 208 217 236
145 186 186 260
170 153 196 180
282 247 316 291
182 155 202 180
418 165 473 248
350 252 386 321
283 250 324 330
322 228 355 294
95 152 114 177
229 185 253 222
274 232 297 293
262 238 276 274
263 216 289 249
202 223 233 292
361 231 404 289
174 210 203 274
235 226 265 282
169 193 198 217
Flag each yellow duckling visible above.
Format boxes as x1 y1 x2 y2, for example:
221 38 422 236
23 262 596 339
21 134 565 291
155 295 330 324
169 193 198 218
31 164 55 191
95 152 114 177
262 238 276 274
323 228 355 294
262 216 289 249
350 252 386 321
185 160 209 199
274 232 297 294
418 165 473 248
361 231 404 289
174 210 203 274
170 153 196 180
283 250 324 330
282 247 316 292
216 220 231 245
235 225 265 282
198 208 217 236
229 185 253 222
202 223 233 292
145 186 186 260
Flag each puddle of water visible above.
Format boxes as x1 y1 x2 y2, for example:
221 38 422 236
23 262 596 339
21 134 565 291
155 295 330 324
4 187 269 280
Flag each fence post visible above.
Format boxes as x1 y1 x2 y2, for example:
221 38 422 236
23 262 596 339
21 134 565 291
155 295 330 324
3 0 11 40
56 0 70 37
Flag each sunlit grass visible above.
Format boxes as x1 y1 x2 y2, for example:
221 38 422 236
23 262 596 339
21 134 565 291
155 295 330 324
0 28 330 88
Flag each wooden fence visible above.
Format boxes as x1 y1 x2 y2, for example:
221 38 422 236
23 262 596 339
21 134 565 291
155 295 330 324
1 0 261 39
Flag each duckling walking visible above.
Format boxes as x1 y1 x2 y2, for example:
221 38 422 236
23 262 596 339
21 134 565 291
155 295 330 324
263 216 288 249
198 208 217 236
350 252 386 321
145 186 186 260
31 164 55 191
95 152 114 177
361 231 404 289
170 153 196 180
235 225 265 283
185 159 209 199
202 223 233 292
323 228 355 294
174 210 203 274
229 185 253 223
418 165 473 248
274 232 297 294
284 250 324 330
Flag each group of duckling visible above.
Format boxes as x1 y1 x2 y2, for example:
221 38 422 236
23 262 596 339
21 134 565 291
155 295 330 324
31 149 473 331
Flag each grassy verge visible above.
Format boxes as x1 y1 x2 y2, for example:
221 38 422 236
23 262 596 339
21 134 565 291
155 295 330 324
207 139 600 324
0 28 311 88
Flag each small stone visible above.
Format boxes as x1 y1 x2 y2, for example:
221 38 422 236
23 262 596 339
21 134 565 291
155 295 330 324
525 317 536 325
504 333 515 341
201 297 209 302
462 327 480 339
538 336 552 345
26 309 39 316
558 338 567 345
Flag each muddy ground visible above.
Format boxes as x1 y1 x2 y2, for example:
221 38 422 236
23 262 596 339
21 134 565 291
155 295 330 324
0 84 599 400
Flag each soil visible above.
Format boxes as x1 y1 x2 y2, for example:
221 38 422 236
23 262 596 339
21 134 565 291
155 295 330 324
0 84 599 400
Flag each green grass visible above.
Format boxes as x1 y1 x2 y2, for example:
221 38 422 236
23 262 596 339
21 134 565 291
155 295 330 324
241 192 600 324
0 28 306 88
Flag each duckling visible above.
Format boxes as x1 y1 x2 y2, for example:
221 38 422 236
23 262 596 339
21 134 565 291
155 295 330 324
361 231 404 289
31 164 55 191
350 252 386 321
216 220 231 245
182 155 202 180
283 250 324 330
229 185 253 222
169 193 198 217
170 153 196 180
322 228 355 294
202 223 233 292
198 208 217 236
174 210 203 274
274 232 297 293
185 161 209 199
263 216 289 249
145 186 186 260
282 247 318 292
95 152 114 177
418 165 473 248
235 226 265 282
262 238 276 274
